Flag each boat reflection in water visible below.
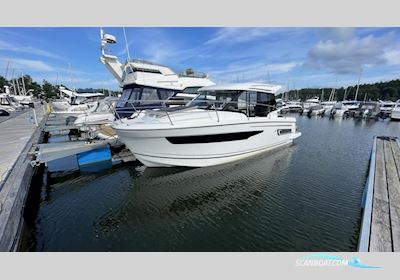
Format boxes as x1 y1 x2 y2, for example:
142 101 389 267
21 144 295 252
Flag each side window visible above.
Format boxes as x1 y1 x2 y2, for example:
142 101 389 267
128 88 141 103
141 88 158 102
158 89 175 100
116 88 132 107
237 91 247 110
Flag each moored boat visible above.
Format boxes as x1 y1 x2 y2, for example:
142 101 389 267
112 83 301 167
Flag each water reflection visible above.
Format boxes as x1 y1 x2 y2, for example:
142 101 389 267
20 116 400 252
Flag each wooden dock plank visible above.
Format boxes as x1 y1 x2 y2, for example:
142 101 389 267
370 138 392 252
386 140 400 251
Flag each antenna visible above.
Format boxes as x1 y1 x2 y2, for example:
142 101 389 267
123 27 132 61
122 27 134 73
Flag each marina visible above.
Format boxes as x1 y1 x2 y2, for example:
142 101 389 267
14 115 400 251
1 27 400 252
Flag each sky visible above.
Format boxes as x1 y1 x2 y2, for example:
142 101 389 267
1 27 400 91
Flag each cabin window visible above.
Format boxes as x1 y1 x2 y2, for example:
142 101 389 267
166 131 263 144
117 88 132 107
183 87 201 94
128 88 141 103
141 88 158 102
158 89 175 100
1 98 11 105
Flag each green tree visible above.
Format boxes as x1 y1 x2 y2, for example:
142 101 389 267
42 79 57 100
0 75 9 89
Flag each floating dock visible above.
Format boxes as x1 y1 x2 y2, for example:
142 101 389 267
359 136 400 252
0 105 135 251
0 106 46 251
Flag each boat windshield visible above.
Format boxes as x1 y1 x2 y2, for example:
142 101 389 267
117 86 178 108
189 90 276 117
0 97 11 106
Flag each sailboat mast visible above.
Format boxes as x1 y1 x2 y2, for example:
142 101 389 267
15 76 21 95
354 69 362 101
21 75 27 96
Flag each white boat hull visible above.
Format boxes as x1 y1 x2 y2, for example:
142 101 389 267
74 112 115 126
391 110 400 121
114 110 301 167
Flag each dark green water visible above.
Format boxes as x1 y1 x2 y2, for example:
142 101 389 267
20 116 400 251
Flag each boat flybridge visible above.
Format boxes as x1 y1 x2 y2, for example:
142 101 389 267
112 83 301 168
99 28 215 118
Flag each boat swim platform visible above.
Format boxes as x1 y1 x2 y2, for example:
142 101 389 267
359 136 400 252
31 139 118 165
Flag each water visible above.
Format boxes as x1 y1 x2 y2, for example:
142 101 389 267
20 116 400 251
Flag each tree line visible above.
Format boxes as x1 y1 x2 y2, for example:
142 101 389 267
278 79 400 102
0 75 120 100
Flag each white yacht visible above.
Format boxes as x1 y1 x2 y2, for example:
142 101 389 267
99 28 215 118
51 87 104 114
321 101 336 115
330 102 347 118
286 100 303 112
0 93 24 112
379 100 396 118
302 97 320 115
74 96 118 126
112 83 301 168
391 100 400 121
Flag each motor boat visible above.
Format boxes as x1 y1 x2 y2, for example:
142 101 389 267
307 104 325 116
51 87 104 114
112 83 301 168
391 100 400 121
0 93 24 112
277 100 303 114
330 102 347 118
3 85 35 108
74 96 118 127
286 100 303 112
301 98 320 115
321 101 336 116
353 102 381 119
378 100 396 118
341 100 360 117
99 28 215 119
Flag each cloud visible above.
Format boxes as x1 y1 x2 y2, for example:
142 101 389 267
0 57 55 72
206 61 298 83
205 28 276 45
304 28 396 74
0 40 66 60
204 27 307 46
383 49 400 66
